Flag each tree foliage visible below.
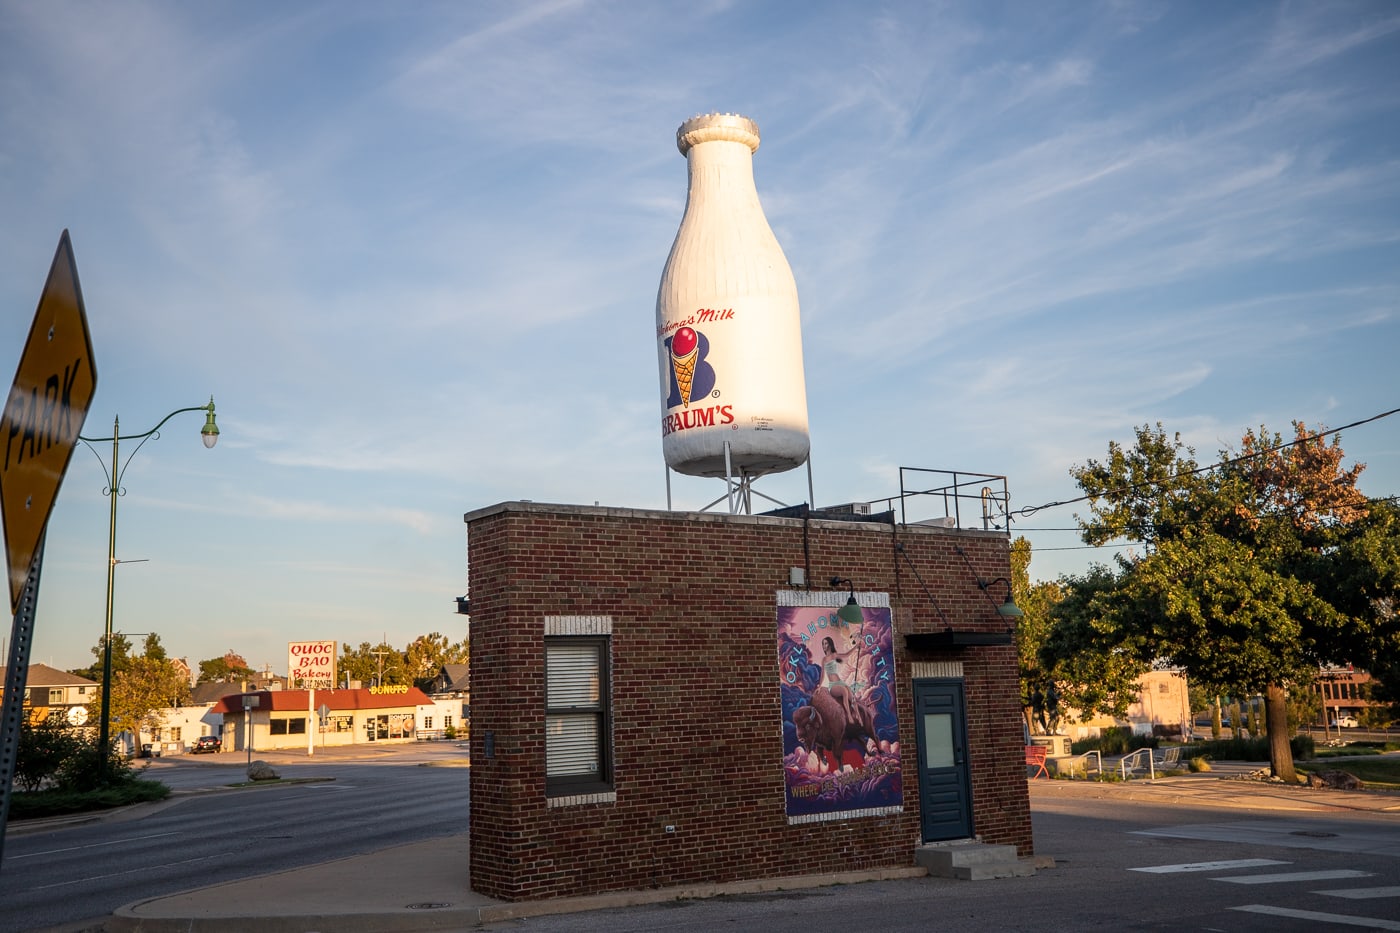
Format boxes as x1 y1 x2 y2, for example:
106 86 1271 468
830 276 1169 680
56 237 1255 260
82 632 191 746
15 718 83 792
1014 538 1147 732
1068 421 1387 781
1039 564 1149 725
339 634 469 689
198 650 254 683
404 632 470 690
339 641 410 687
70 632 134 682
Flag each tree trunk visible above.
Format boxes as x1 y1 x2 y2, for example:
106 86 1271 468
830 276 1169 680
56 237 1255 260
1265 683 1296 782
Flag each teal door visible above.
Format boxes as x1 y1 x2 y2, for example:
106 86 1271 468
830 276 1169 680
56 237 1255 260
913 679 973 842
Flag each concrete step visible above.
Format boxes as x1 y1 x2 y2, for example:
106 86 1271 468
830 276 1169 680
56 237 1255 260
915 842 1039 880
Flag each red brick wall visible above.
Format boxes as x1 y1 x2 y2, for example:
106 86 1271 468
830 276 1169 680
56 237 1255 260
465 503 1033 901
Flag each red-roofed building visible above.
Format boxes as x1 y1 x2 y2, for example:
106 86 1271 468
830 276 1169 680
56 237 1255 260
210 686 434 750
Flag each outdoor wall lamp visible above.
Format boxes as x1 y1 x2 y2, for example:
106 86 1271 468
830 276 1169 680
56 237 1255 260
979 577 1024 619
829 577 864 625
954 545 1024 620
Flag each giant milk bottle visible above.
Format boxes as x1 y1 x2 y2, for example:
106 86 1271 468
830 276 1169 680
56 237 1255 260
656 113 810 480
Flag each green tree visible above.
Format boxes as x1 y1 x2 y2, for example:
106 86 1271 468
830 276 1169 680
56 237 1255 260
1071 421 1374 781
1316 497 1400 702
404 632 470 690
15 718 83 792
340 641 409 687
141 633 168 662
99 656 192 744
1010 537 1064 733
1039 564 1150 725
405 632 450 688
198 650 254 683
83 632 191 748
71 632 134 682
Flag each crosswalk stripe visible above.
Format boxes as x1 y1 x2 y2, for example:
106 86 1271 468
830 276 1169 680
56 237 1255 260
1129 859 1288 873
1321 886 1400 900
1217 870 1373 885
1232 905 1400 929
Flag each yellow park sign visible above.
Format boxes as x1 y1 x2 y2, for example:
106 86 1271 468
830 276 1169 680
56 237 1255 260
1 231 98 614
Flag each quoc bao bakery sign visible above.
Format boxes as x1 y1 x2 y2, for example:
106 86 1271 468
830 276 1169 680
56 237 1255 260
287 640 337 689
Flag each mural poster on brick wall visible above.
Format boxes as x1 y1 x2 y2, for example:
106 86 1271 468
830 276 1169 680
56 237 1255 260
777 590 902 823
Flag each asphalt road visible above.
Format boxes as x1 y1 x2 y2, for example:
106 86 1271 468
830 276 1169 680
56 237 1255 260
0 748 470 933
478 793 1400 932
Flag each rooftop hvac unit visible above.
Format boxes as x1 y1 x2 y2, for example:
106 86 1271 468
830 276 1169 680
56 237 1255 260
822 502 872 516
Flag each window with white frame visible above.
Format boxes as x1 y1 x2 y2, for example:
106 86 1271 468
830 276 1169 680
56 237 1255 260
545 636 611 794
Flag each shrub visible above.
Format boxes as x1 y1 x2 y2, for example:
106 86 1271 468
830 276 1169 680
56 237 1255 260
15 719 84 793
11 726 166 820
8 778 169 820
55 737 137 792
1185 734 1315 763
1070 727 1158 756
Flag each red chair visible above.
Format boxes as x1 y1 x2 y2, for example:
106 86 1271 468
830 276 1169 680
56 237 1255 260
1025 745 1049 779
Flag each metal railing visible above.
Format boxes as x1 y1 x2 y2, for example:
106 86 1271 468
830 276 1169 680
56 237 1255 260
872 467 1011 533
1118 747 1156 781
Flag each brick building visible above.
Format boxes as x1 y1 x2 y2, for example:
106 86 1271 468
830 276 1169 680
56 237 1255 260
464 501 1033 901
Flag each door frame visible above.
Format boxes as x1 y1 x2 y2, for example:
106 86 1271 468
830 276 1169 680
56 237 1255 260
912 677 974 843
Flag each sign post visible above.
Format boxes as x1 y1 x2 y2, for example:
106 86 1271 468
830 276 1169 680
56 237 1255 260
0 231 98 872
243 694 259 769
288 641 335 757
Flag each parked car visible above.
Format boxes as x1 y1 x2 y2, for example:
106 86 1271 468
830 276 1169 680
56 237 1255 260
1331 715 1359 728
138 743 160 758
192 735 222 753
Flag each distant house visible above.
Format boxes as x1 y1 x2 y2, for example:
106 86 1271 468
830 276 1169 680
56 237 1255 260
423 664 469 739
1039 669 1192 741
1 663 99 727
430 663 469 696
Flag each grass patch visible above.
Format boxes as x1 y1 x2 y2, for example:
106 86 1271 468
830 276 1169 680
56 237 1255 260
1314 745 1381 758
9 778 170 820
1297 758 1400 791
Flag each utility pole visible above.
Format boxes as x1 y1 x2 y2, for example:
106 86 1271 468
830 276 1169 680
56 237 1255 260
371 642 390 688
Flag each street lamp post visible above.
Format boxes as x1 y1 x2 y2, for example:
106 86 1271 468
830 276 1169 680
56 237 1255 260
79 398 219 772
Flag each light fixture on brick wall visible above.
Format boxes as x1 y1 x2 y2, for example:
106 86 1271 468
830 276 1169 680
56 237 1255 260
954 545 1024 620
828 577 864 624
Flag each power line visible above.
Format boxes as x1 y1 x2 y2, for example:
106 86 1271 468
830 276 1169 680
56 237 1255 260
1018 491 1400 535
1012 405 1400 521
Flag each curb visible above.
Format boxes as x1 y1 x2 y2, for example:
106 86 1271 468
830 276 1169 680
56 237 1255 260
106 866 931 932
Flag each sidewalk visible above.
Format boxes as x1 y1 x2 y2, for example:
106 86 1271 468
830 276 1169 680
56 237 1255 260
99 762 1400 932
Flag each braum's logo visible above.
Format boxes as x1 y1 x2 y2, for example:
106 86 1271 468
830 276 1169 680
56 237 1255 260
665 326 716 409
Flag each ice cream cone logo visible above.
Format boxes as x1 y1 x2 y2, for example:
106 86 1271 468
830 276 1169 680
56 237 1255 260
670 326 700 408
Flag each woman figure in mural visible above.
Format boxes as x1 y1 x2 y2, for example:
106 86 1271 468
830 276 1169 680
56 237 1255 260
820 636 864 727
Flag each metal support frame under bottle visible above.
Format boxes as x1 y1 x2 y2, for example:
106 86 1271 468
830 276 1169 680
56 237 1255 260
665 441 816 515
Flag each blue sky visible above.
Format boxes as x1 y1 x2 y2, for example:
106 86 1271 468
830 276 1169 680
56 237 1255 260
2 1 1397 675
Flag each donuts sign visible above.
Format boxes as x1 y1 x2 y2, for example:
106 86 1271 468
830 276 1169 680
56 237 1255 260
288 640 337 689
